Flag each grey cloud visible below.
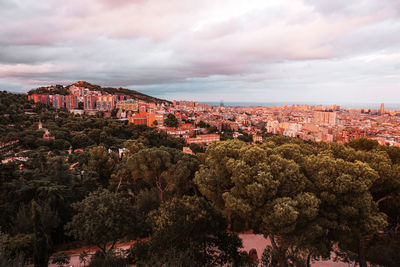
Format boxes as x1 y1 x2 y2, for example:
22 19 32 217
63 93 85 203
303 0 400 17
1 0 400 103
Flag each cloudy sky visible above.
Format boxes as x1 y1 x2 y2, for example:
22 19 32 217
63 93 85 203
1 0 400 103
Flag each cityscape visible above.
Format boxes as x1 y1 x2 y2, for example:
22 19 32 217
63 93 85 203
27 81 400 152
1 0 400 266
2 80 400 266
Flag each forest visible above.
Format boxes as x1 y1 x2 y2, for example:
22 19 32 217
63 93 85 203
0 91 399 267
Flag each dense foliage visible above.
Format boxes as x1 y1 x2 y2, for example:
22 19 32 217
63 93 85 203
0 91 399 266
195 137 400 266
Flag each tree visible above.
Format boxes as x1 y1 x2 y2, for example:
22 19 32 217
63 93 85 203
127 147 199 202
65 189 136 255
347 138 379 151
303 154 387 267
194 140 248 228
85 146 118 187
189 143 204 154
196 140 389 266
196 120 210 129
318 142 400 266
198 142 317 266
164 113 178 128
71 134 92 149
51 252 70 267
128 196 243 266
31 201 60 267
123 139 145 158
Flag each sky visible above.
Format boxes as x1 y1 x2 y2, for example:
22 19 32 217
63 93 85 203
1 0 400 103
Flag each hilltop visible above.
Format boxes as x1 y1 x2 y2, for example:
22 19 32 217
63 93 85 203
28 80 171 105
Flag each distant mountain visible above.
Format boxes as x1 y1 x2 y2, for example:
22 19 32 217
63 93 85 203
28 81 171 105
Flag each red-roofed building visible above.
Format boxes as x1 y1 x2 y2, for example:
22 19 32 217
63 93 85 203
129 112 148 125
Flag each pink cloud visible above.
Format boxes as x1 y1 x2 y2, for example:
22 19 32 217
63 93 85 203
1 0 400 99
99 0 147 8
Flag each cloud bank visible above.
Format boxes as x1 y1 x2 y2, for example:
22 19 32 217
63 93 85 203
1 0 400 102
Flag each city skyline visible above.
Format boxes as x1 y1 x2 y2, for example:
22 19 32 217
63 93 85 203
1 0 400 103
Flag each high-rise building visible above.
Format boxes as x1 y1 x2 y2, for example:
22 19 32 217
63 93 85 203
147 113 164 127
65 95 78 110
314 111 336 125
96 95 115 111
52 95 65 109
380 103 385 114
138 102 147 113
84 95 97 110
28 94 50 105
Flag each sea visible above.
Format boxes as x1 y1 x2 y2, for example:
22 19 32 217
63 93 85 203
200 102 400 110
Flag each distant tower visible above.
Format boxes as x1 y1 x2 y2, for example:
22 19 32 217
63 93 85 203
220 100 224 107
380 103 385 114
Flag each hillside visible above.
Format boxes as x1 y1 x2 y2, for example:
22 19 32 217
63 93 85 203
28 80 171 105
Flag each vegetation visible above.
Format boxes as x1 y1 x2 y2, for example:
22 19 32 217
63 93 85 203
128 196 243 266
0 91 399 266
164 113 179 127
65 189 136 255
28 85 69 95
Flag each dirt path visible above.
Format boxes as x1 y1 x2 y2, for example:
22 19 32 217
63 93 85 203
49 234 351 266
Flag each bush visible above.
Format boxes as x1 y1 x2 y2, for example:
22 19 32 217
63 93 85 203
89 251 128 267
51 252 70 266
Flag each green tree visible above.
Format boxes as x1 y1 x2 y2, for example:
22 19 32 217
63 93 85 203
189 143 204 154
127 147 199 202
65 189 136 255
196 120 210 128
51 252 70 267
129 196 243 266
194 140 248 228
196 140 389 266
123 139 145 158
72 134 92 149
31 201 60 267
164 113 178 128
303 154 388 267
85 146 118 187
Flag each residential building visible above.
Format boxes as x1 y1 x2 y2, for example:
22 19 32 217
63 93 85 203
52 95 65 109
129 112 148 125
116 99 138 112
84 95 97 110
147 113 164 127
65 95 78 110
185 134 220 144
96 95 115 111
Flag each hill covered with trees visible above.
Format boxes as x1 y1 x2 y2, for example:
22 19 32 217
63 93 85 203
28 80 171 105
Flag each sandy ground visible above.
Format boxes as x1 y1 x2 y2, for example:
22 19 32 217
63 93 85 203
239 234 350 267
49 234 351 267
